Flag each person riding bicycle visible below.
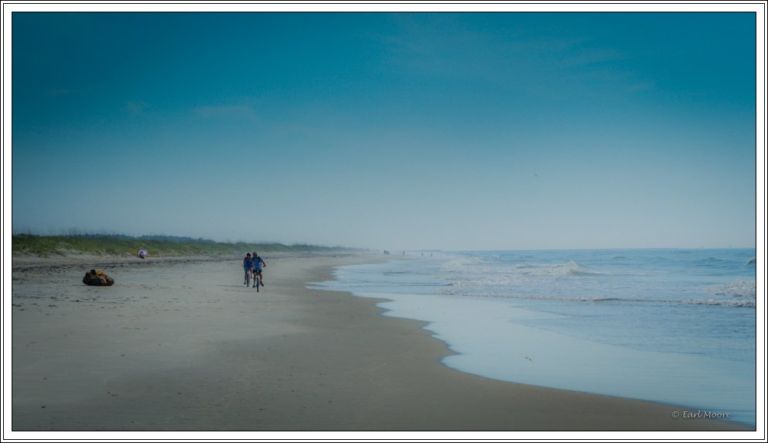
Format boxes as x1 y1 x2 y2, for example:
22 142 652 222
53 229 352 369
243 253 253 286
251 252 267 289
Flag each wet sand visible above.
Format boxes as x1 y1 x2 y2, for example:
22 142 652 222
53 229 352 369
10 253 750 431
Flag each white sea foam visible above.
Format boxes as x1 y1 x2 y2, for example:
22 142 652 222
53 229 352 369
707 280 757 298
685 299 756 308
442 260 604 295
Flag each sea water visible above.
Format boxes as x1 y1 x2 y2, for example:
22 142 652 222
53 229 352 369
312 249 757 426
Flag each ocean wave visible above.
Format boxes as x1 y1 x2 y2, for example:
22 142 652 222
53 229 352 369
438 288 757 309
443 261 604 292
347 254 758 312
580 294 755 308
349 281 452 288
707 281 756 298
513 261 602 277
443 256 602 277
440 291 635 303
542 295 631 303
684 299 756 308
441 255 485 271
699 257 728 263
693 257 735 268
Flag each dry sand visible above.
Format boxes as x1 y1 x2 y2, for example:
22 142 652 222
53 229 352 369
10 253 750 431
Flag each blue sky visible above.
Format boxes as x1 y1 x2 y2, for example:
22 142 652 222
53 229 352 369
12 12 756 250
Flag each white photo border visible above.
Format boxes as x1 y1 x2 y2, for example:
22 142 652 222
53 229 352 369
2 1 765 441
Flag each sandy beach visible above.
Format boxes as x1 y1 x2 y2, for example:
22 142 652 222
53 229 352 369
10 253 749 431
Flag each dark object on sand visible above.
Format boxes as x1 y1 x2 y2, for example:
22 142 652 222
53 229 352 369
83 269 114 286
138 248 148 259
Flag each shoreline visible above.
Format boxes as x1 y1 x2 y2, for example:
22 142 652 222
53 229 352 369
316 259 756 430
11 253 751 431
301 257 751 430
318 263 756 427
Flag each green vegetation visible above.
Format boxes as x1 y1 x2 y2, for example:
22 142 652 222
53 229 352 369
12 234 347 257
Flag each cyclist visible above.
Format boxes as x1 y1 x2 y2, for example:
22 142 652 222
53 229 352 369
251 252 267 289
243 253 253 286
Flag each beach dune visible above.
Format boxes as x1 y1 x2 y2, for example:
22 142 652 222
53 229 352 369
11 254 748 431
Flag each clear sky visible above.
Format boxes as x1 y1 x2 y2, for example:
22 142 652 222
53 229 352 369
11 12 756 250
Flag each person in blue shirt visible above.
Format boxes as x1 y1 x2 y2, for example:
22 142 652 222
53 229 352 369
243 253 253 286
251 252 267 289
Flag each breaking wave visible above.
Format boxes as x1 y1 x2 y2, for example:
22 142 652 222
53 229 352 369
708 280 756 298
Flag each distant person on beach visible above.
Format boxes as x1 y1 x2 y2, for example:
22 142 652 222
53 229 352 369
138 248 148 259
243 253 253 286
251 252 267 288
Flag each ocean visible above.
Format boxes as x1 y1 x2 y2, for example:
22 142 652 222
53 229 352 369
312 248 757 426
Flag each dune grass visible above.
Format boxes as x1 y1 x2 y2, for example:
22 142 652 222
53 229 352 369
12 234 345 257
